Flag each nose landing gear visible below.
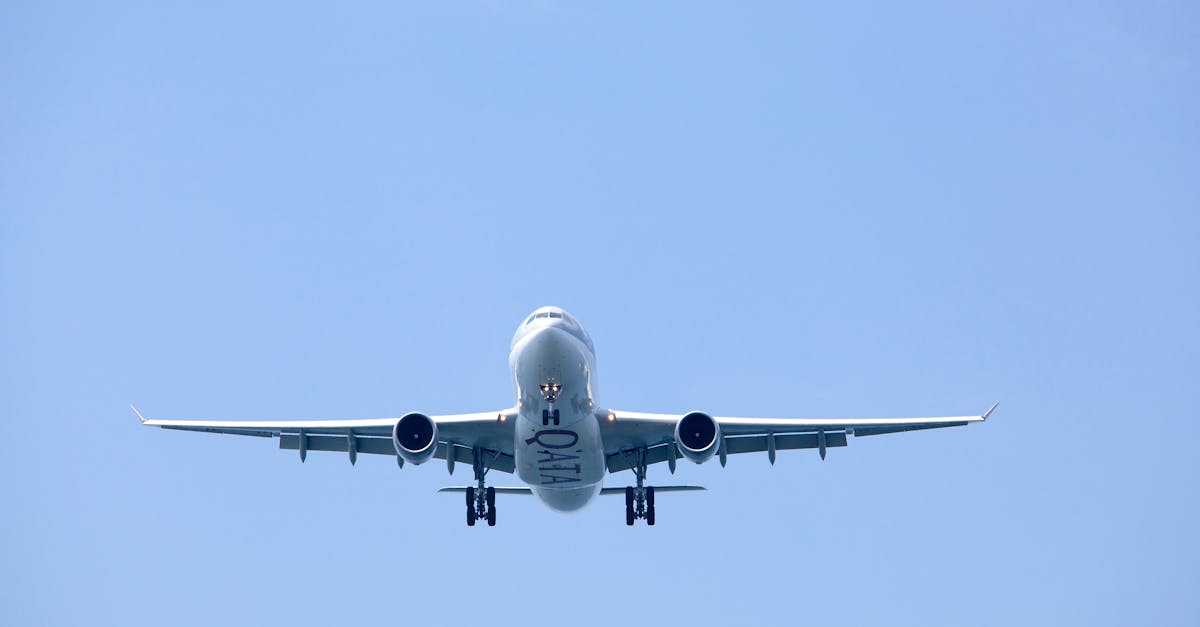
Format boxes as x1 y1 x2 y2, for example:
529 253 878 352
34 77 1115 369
539 381 563 426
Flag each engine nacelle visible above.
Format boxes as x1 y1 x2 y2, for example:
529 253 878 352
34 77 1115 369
392 412 438 465
675 411 721 464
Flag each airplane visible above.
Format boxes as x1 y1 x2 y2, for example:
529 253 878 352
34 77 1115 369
136 305 996 526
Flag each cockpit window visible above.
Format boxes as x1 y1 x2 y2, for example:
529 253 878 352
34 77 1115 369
524 310 569 326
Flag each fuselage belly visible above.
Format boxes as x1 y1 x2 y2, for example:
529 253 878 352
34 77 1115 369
510 310 605 511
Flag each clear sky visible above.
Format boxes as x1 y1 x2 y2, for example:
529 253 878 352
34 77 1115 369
2 2 1197 625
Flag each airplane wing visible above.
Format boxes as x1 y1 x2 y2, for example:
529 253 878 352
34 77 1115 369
601 403 997 472
134 405 518 473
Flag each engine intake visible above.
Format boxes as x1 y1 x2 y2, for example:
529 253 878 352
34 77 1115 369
675 411 720 464
392 412 438 465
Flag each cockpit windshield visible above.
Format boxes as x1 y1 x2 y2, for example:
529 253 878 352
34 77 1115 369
526 311 566 325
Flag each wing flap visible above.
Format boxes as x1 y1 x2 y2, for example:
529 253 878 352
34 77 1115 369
723 431 849 454
853 422 969 437
277 435 516 473
717 414 986 436
605 431 852 471
144 418 397 437
606 443 676 473
278 434 394 455
159 424 277 437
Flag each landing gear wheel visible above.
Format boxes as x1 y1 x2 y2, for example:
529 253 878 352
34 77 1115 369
486 505 497 526
486 486 496 509
621 448 660 526
466 486 477 527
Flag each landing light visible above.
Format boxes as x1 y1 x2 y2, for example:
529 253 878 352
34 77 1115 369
607 413 616 422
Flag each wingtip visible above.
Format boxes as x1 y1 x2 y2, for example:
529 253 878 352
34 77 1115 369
982 401 1000 420
130 403 147 423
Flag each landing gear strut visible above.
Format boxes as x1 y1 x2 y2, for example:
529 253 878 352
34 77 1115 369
622 447 656 526
540 381 562 426
465 448 498 527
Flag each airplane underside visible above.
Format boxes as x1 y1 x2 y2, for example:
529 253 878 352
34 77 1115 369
139 305 993 528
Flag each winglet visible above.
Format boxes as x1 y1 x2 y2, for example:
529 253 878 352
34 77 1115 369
130 403 148 423
982 401 1000 421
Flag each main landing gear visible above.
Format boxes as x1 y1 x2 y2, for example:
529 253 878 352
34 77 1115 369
622 447 656 526
465 486 495 527
465 448 498 527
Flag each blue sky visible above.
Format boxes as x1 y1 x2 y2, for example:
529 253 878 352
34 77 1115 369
2 2 1197 625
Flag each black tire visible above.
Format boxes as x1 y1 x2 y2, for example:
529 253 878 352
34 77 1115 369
487 506 497 526
625 504 635 526
542 409 549 425
625 486 635 525
486 486 496 508
646 486 655 508
646 503 656 526
466 487 475 508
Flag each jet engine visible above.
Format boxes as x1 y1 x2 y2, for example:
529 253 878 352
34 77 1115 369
392 412 438 465
675 411 721 464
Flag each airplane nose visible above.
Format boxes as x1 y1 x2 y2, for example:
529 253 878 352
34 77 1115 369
526 324 570 355
519 326 585 377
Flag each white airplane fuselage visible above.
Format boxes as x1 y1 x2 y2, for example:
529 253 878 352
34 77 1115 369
509 307 606 512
